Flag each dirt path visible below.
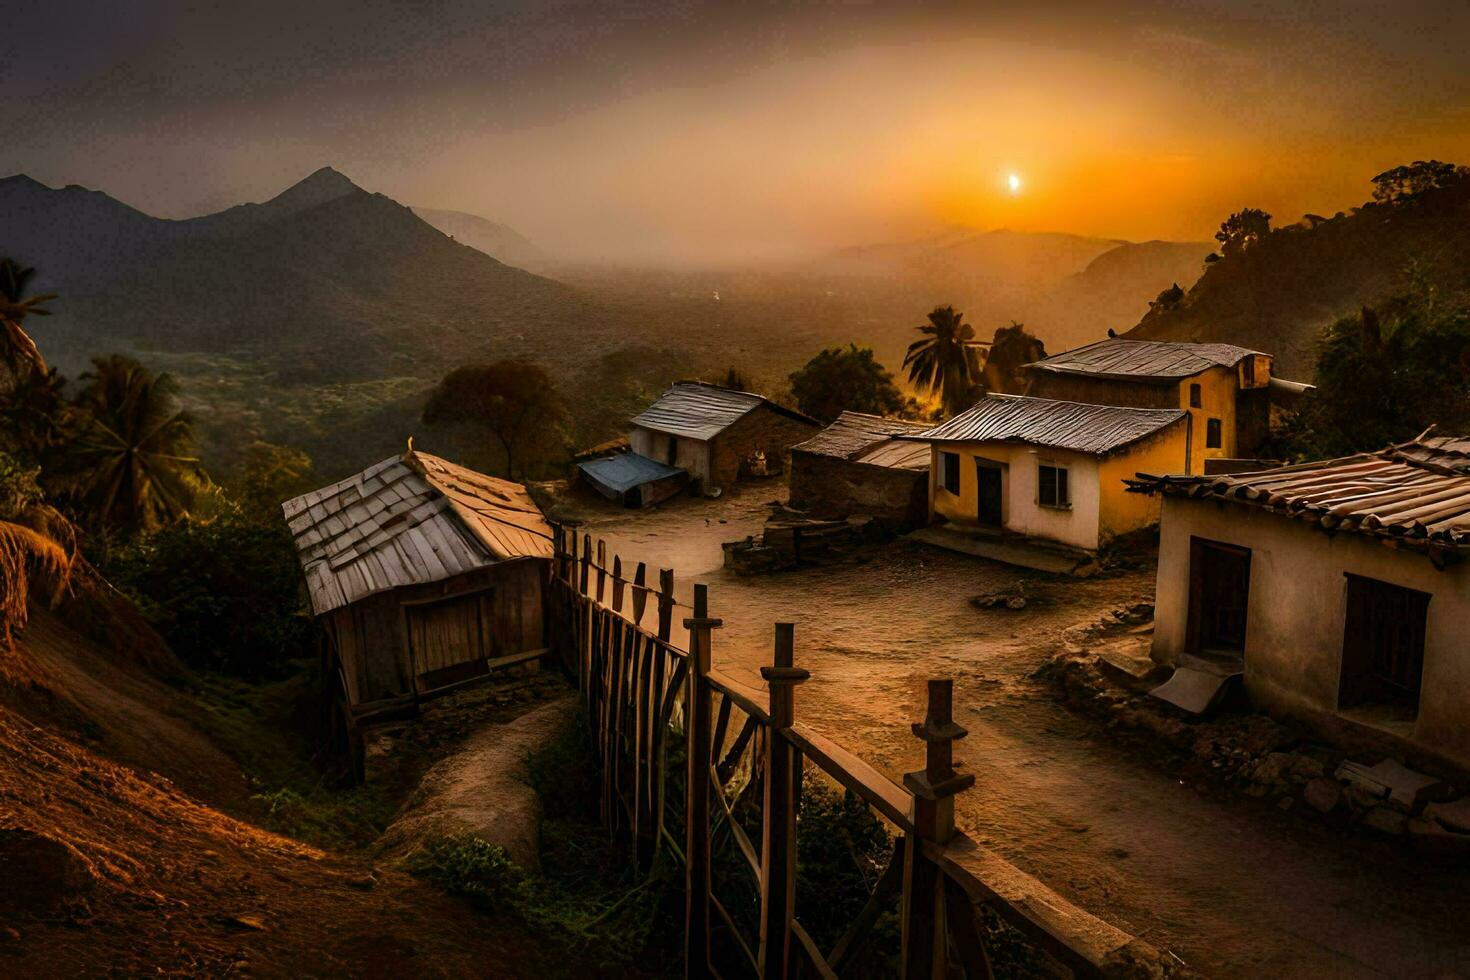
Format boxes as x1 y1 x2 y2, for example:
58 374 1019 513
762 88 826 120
561 484 1470 979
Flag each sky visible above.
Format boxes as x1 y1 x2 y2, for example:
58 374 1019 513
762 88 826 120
4 0 1469 265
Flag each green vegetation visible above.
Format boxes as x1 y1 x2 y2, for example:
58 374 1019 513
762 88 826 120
1371 160 1469 204
1213 207 1272 257
1284 282 1470 459
408 836 526 912
789 344 906 424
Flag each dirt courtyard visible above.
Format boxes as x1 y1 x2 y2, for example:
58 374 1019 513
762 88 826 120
559 482 1470 979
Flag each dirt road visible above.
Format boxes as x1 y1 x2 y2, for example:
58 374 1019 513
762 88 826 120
562 484 1470 979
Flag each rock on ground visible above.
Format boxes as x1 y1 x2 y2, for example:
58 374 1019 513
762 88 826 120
376 695 577 870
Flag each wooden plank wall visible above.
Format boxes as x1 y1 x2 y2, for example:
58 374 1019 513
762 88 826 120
547 527 1161 979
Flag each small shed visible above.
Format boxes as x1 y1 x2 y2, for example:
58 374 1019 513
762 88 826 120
576 451 688 508
788 411 931 527
284 448 555 720
628 381 820 491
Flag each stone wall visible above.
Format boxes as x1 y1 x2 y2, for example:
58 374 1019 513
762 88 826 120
708 405 820 488
788 452 928 528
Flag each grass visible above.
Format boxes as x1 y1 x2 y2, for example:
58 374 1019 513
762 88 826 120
187 662 399 851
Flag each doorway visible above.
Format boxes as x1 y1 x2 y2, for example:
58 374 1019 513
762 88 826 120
1186 538 1251 658
975 460 1003 526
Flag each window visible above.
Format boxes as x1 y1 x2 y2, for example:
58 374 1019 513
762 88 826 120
1189 383 1202 408
1241 357 1256 388
1206 417 1222 449
1339 575 1429 714
665 436 677 466
940 451 961 494
1037 463 1070 508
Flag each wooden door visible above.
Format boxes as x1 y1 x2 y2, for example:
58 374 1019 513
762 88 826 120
1187 538 1251 655
405 592 487 689
976 462 1003 526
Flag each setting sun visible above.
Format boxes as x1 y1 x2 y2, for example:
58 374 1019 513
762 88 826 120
1007 172 1023 195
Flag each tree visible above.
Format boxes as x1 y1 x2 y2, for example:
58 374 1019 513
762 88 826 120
1283 287 1470 460
0 258 56 381
1214 209 1272 257
788 344 904 424
228 441 317 521
422 360 566 480
903 305 986 417
61 355 205 535
708 366 752 391
980 322 1046 394
0 453 72 644
1371 160 1468 204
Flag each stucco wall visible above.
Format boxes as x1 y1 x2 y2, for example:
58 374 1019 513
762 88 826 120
1174 366 1238 474
1096 421 1190 539
789 452 928 526
1151 495 1470 768
929 441 1103 550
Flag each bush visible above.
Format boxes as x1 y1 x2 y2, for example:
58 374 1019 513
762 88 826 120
409 835 526 912
105 513 317 678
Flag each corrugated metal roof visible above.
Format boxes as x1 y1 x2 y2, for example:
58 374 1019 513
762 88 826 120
1131 435 1470 554
906 395 1186 456
854 438 931 470
630 381 818 440
791 411 932 460
1028 339 1263 381
577 452 686 494
282 449 554 616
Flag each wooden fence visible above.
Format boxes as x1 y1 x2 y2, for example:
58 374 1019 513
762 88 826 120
548 527 1163 979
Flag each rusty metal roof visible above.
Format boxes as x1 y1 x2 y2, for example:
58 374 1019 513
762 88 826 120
630 381 818 440
1027 338 1264 382
282 449 554 616
906 395 1187 456
791 411 932 460
1130 435 1470 555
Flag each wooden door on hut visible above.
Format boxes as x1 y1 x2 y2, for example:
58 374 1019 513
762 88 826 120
402 589 497 692
1186 537 1251 662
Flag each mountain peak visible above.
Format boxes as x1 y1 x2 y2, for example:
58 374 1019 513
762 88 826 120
270 166 360 208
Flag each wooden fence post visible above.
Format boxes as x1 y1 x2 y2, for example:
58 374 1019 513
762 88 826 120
684 583 721 978
596 539 608 603
901 679 973 979
632 562 648 627
612 555 625 613
657 568 675 641
760 623 808 978
580 533 592 596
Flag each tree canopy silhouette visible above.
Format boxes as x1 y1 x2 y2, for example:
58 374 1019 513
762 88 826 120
1371 160 1468 204
788 344 905 424
980 322 1046 394
0 257 57 381
1214 209 1272 257
422 359 566 480
903 305 986 417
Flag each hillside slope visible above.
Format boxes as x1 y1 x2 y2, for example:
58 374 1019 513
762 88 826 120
412 206 548 272
1125 183 1470 377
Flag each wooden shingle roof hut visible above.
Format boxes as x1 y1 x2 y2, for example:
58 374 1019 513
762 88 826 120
284 448 554 746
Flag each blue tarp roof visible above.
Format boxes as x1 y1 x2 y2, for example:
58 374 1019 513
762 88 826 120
577 452 685 494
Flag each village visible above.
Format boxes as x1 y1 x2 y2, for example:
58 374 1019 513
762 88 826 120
278 333 1470 976
6 9 1470 976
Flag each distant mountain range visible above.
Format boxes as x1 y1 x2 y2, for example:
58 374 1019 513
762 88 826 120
811 228 1210 353
411 206 549 272
1125 181 1470 377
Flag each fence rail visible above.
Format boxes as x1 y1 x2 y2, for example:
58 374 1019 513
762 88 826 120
548 527 1162 979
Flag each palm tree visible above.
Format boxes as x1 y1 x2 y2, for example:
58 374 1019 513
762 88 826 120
0 518 71 644
63 355 205 534
0 258 57 380
903 305 987 417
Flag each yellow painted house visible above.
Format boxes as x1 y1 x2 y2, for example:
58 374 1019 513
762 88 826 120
1023 339 1279 475
907 395 1190 552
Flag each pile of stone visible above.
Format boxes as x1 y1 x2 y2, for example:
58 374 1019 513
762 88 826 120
722 514 890 575
1044 645 1470 857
